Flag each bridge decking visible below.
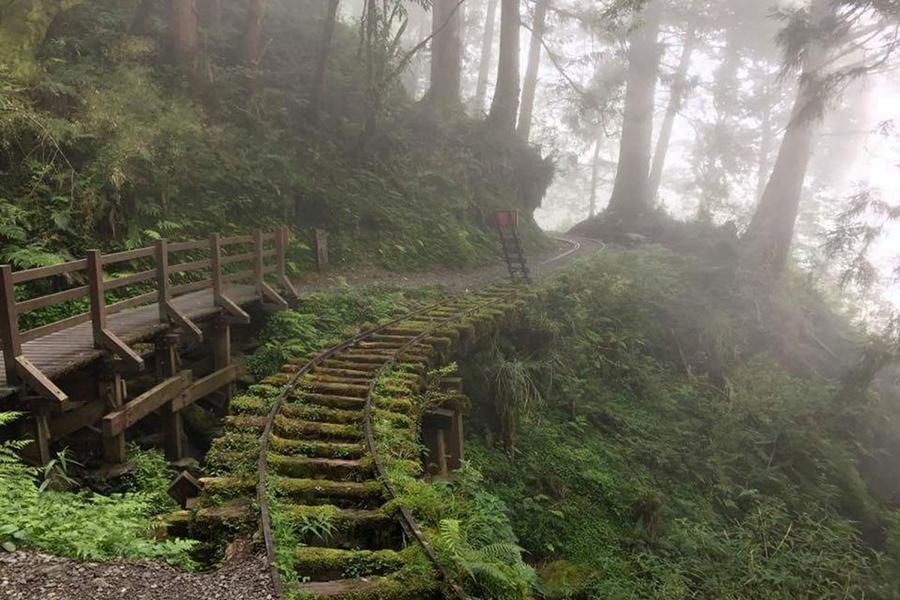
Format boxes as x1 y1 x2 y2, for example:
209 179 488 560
0 283 258 397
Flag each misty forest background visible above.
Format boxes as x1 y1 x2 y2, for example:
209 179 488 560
2 0 900 599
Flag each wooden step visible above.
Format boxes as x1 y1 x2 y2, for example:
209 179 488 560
281 403 365 424
294 392 367 410
269 455 371 480
305 380 370 398
274 416 362 442
282 504 403 550
277 478 383 508
313 366 373 378
271 435 365 459
293 547 403 581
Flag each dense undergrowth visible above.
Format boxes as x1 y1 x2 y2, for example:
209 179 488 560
373 365 538 600
461 247 900 599
0 431 197 568
0 0 552 274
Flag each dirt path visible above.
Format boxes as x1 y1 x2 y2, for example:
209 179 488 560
0 235 601 600
288 234 603 295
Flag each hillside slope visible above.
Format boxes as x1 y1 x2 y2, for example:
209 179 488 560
461 247 900 599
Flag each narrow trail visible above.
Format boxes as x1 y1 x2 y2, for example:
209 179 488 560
0 234 601 600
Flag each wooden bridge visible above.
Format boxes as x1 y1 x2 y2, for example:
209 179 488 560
0 227 300 467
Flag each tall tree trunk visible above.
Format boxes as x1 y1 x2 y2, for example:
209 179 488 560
742 11 827 277
428 0 464 110
473 0 499 114
589 137 602 218
172 0 200 69
516 0 550 141
648 26 697 203
755 93 773 201
242 0 266 65
487 0 520 133
309 0 340 118
606 1 661 224
697 22 742 219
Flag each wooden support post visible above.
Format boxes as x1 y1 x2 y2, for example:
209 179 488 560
156 335 184 462
450 411 465 470
100 361 126 464
86 250 107 346
253 228 264 298
0 265 20 384
155 240 170 324
34 412 52 466
210 234 223 304
315 229 329 273
435 429 449 479
211 317 232 411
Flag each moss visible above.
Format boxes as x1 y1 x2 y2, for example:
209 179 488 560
274 416 362 441
248 384 282 398
270 436 365 459
293 547 404 579
230 395 269 415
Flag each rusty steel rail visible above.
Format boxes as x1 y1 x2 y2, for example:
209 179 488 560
255 297 468 599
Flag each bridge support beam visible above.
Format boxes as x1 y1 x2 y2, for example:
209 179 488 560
100 361 127 464
210 317 233 412
157 334 184 462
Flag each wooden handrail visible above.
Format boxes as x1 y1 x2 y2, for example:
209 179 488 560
167 239 208 253
11 260 88 285
101 247 155 265
168 258 211 274
221 234 254 246
0 228 284 386
16 286 89 314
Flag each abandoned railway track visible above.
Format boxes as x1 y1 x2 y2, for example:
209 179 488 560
180 284 531 599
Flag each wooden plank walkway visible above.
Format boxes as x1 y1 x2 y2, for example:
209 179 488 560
0 284 258 397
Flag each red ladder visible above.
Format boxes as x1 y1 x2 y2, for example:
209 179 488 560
495 211 532 284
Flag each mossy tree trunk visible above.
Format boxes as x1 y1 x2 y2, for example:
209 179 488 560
0 0 83 77
487 0 520 134
428 0 464 111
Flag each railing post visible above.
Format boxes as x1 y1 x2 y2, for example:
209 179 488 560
86 250 107 349
210 233 223 305
253 228 264 298
315 228 329 273
155 240 170 324
275 226 288 282
0 265 21 384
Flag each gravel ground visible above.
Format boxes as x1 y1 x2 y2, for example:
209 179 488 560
0 235 602 600
0 549 275 600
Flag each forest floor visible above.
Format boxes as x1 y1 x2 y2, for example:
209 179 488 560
0 234 602 600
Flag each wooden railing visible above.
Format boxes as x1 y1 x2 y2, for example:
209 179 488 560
0 226 298 400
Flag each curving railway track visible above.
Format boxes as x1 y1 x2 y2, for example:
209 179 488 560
193 284 532 599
